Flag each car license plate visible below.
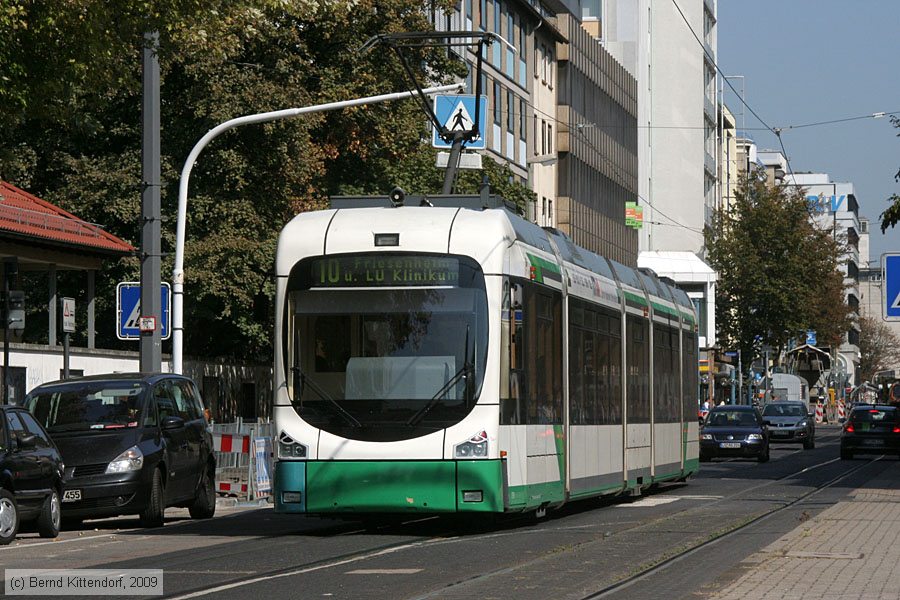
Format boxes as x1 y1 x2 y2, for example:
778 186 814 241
771 431 788 437
862 439 885 446
719 442 741 449
62 489 81 503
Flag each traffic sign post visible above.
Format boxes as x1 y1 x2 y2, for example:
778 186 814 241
117 282 171 340
61 297 75 379
884 253 900 321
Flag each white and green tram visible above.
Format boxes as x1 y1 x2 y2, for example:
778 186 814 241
273 196 699 515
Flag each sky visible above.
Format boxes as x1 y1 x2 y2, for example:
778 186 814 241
717 0 899 266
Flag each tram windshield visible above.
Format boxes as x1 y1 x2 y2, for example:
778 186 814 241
285 253 488 442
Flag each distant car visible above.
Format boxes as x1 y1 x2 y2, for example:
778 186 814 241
24 373 216 527
700 405 769 463
0 405 64 545
762 401 815 449
840 405 900 460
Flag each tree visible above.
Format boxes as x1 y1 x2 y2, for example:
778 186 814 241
857 315 900 382
1 0 483 360
880 115 900 232
705 172 852 366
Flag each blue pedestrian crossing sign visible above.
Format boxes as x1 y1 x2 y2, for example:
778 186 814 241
116 282 172 340
884 253 900 321
432 94 487 150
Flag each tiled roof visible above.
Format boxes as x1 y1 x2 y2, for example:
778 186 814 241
0 181 135 254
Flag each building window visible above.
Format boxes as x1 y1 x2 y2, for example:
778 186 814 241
507 90 514 132
547 123 552 154
533 115 539 155
480 0 487 29
541 119 546 154
494 81 502 125
519 98 526 141
547 47 554 89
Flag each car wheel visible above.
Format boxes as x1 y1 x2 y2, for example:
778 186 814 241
189 463 216 520
757 445 770 463
840 449 853 460
36 488 61 538
803 437 815 450
0 488 18 546
699 454 711 463
139 468 165 528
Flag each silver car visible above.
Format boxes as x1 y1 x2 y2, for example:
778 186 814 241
762 401 815 449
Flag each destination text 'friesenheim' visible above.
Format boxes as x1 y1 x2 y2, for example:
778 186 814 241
5 569 163 595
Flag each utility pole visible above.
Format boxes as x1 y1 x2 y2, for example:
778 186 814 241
140 31 162 373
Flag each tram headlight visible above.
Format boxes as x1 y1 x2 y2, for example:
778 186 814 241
277 432 308 460
454 430 489 459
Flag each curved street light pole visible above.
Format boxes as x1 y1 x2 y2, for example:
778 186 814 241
172 83 464 373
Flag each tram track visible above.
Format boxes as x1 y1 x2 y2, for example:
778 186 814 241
164 432 854 600
579 454 880 599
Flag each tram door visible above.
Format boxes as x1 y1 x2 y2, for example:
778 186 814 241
624 315 651 485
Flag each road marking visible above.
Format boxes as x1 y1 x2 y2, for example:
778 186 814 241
616 497 681 507
0 534 118 551
168 539 444 599
167 571 258 575
346 569 423 575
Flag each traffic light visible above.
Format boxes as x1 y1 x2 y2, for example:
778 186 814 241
6 290 24 330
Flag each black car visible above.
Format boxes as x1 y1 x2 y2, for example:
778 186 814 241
762 401 815 449
841 405 900 460
24 373 216 527
0 405 64 544
700 405 770 463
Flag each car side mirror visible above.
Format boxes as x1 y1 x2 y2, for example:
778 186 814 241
16 433 37 449
808 412 815 418
161 416 185 431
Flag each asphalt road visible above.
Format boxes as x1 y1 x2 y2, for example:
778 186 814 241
1 424 880 599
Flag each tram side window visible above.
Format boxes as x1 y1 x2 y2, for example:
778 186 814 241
502 280 562 425
527 287 562 423
568 298 621 425
607 312 622 425
627 315 650 423
653 324 679 423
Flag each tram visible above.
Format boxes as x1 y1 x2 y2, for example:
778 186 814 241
272 194 699 516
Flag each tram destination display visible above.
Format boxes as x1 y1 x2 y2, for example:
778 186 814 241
311 255 460 287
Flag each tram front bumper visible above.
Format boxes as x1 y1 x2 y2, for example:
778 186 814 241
274 459 504 514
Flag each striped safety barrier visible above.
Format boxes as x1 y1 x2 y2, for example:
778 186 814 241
217 482 249 494
815 402 824 424
838 400 845 421
213 433 253 500
213 433 251 454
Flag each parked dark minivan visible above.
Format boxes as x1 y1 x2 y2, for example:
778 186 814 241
24 373 216 527
1 405 64 544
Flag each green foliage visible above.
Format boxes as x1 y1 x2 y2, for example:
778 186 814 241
857 315 900 383
1 0 475 361
881 116 900 232
705 172 852 365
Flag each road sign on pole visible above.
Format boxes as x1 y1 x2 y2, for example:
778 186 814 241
884 253 900 321
117 282 171 340
432 94 488 150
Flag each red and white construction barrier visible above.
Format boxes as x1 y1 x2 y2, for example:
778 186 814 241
213 433 251 454
815 402 824 424
217 482 249 494
838 400 845 421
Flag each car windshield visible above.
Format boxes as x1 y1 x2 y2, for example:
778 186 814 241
707 410 758 427
763 403 805 417
25 382 148 433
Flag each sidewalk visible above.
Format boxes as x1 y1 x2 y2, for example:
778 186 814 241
710 458 900 600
